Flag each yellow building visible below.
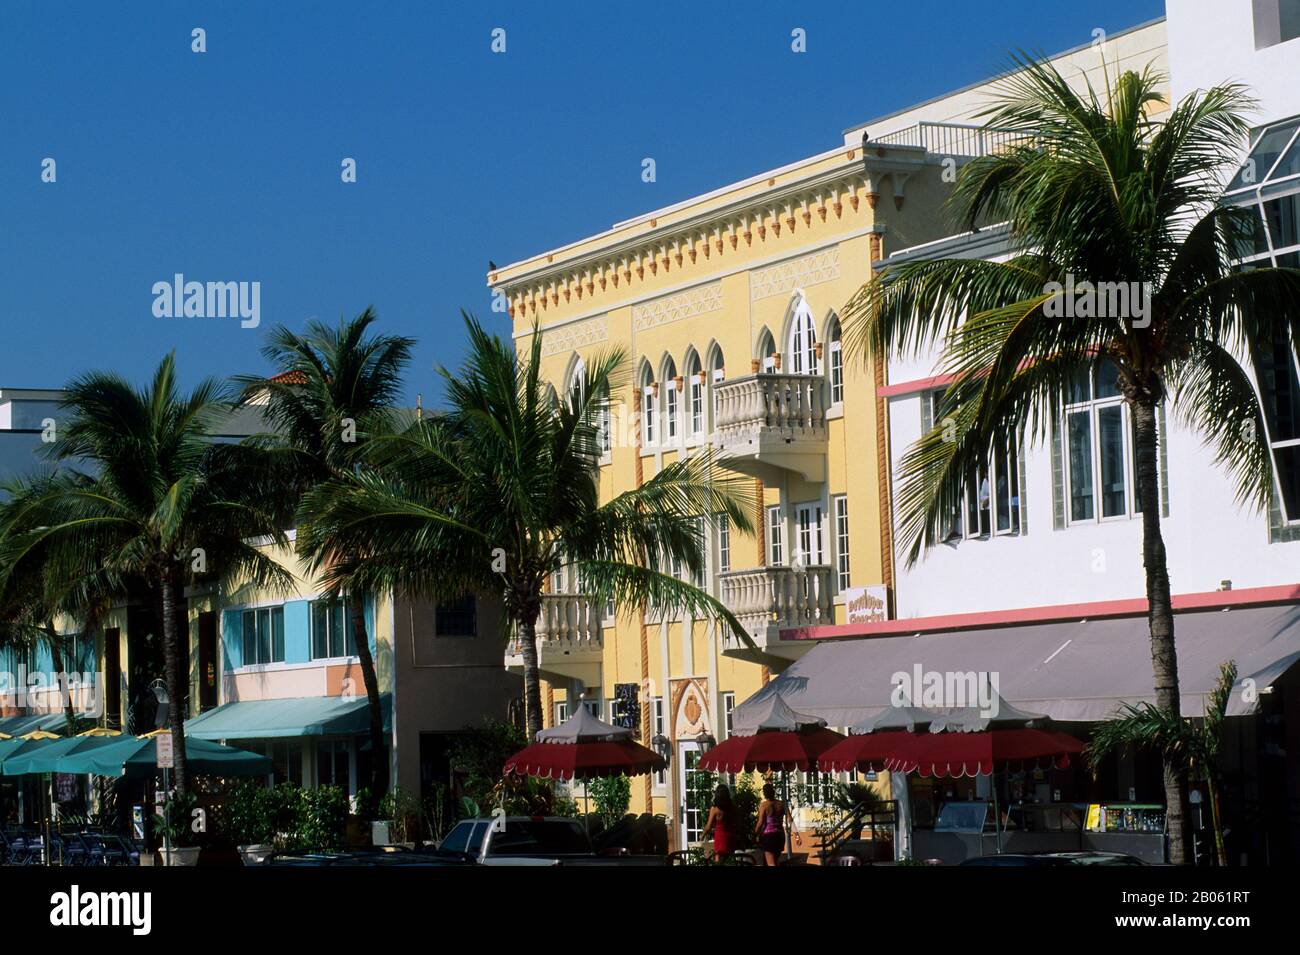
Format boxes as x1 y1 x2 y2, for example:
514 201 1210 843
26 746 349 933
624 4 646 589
488 19 1169 848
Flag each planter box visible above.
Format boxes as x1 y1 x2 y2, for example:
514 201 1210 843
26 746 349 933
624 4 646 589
160 847 201 867
238 844 274 866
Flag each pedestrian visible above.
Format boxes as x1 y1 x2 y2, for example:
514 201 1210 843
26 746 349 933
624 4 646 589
701 783 737 862
754 781 800 866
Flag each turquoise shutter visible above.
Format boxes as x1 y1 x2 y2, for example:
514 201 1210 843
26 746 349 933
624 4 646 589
222 610 243 670
283 600 311 664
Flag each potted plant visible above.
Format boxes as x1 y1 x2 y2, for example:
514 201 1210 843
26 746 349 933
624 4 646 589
226 780 275 865
377 786 422 847
154 790 201 866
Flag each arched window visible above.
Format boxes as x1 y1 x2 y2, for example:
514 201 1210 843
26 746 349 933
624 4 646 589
757 330 776 373
827 315 843 404
662 357 679 443
686 352 704 437
640 363 656 446
570 357 610 454
710 347 726 428
788 298 819 375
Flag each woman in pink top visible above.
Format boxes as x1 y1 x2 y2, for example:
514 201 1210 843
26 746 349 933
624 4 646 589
754 782 800 866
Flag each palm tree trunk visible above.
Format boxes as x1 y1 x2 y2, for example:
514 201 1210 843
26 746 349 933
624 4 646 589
348 597 388 796
45 622 77 732
159 564 189 796
516 610 544 740
1207 778 1227 867
1131 399 1189 864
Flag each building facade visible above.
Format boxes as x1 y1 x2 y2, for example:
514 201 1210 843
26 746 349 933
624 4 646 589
488 20 1171 847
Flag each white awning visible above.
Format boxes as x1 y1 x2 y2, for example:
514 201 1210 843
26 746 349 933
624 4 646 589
734 603 1300 729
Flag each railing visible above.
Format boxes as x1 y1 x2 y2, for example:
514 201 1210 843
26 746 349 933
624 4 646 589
872 121 1021 158
713 373 827 445
818 800 899 862
718 564 835 636
507 593 603 658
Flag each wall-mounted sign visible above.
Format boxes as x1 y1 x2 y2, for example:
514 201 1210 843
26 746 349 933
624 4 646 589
844 585 890 625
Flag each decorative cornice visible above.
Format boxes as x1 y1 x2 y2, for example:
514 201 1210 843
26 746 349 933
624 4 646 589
493 148 931 317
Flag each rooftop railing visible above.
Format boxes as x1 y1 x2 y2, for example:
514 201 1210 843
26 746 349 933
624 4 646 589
871 121 1022 159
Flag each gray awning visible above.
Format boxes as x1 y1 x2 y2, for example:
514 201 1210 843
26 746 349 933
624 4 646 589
734 603 1300 729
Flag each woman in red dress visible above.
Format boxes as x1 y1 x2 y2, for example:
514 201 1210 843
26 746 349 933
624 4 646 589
701 784 737 861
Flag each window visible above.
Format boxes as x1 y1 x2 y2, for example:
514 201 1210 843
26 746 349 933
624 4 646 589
788 299 819 375
316 739 351 790
767 506 784 565
758 331 777 372
67 632 95 682
925 388 1021 539
833 496 850 590
241 606 285 666
710 351 725 428
687 354 704 436
1251 331 1300 523
641 365 657 446
716 513 731 574
311 598 358 660
1254 0 1300 49
653 697 666 786
663 358 679 443
555 700 569 725
795 501 825 564
582 698 601 718
1062 359 1153 525
722 691 736 739
436 595 477 636
828 317 843 404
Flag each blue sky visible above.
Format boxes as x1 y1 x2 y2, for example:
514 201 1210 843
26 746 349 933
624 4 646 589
0 0 1165 406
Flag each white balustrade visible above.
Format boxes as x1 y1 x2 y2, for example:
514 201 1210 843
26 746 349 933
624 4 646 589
713 373 827 446
717 564 835 640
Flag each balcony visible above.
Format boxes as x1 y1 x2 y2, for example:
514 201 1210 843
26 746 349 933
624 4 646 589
504 594 604 686
712 373 828 482
717 564 833 668
872 121 1020 159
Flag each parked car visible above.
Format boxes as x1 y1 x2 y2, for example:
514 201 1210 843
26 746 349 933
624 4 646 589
438 816 668 866
959 851 1148 866
264 847 475 866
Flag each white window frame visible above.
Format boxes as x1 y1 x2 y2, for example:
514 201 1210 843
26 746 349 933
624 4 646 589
689 369 705 437
711 365 725 429
722 691 736 739
833 495 850 590
794 501 825 565
242 605 286 667
926 389 1021 539
309 598 356 662
642 385 657 446
829 336 843 404
653 697 667 787
716 513 731 574
665 378 679 442
767 505 784 566
788 299 819 376
1062 363 1146 526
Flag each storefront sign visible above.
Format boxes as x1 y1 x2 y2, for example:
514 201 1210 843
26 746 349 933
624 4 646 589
844 585 890 624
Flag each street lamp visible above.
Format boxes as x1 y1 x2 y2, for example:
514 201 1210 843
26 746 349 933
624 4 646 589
695 731 716 754
651 733 672 768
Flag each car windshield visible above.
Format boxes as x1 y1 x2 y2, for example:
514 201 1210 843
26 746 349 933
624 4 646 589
492 819 591 855
439 821 477 854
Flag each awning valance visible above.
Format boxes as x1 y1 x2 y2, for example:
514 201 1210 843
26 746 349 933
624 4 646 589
185 694 392 740
735 603 1300 730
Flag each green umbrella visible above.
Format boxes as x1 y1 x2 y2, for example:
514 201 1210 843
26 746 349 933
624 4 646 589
1 735 123 776
58 735 272 778
0 736 57 771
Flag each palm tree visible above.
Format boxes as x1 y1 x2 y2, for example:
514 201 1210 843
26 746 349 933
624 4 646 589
296 314 755 740
0 473 118 732
0 356 293 794
842 59 1300 864
236 307 415 794
1088 661 1237 866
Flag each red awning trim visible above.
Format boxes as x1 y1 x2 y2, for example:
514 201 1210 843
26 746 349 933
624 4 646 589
782 582 1300 642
